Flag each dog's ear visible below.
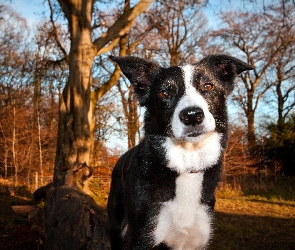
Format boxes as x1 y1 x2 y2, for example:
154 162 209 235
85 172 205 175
109 56 160 106
200 55 254 94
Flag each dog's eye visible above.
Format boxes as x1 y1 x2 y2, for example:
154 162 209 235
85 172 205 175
204 83 213 91
159 90 169 99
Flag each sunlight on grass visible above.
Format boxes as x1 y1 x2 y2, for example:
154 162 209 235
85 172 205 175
210 177 295 249
1 176 295 250
215 196 295 218
210 196 295 250
89 178 109 207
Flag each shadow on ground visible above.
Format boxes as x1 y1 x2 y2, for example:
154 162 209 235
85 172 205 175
0 189 39 250
1 184 295 250
209 212 295 250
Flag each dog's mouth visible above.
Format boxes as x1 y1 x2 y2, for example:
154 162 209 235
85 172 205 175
186 131 202 137
180 129 215 143
183 126 205 138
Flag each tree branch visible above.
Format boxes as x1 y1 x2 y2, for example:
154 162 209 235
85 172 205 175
48 0 69 63
94 0 153 55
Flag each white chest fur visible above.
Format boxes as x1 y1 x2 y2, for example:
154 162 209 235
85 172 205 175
153 173 211 249
152 132 222 249
163 132 222 174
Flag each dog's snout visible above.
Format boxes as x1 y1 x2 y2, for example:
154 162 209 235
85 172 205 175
179 107 204 126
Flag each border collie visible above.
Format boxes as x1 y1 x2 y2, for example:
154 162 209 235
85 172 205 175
108 55 253 250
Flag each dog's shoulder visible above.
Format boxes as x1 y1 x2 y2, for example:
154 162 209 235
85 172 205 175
112 144 141 179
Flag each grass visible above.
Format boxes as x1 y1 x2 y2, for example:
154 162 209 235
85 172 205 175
209 177 295 250
88 175 295 249
0 183 39 249
89 178 110 205
217 176 295 201
1 176 294 249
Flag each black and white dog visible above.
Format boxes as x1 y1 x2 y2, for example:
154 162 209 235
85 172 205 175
108 55 253 249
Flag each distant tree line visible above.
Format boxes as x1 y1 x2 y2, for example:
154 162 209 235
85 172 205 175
0 0 294 191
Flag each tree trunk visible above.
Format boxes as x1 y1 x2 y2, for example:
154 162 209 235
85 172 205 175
4 145 8 179
276 66 285 126
44 0 153 248
54 0 152 188
116 32 141 150
247 110 257 154
245 87 257 154
128 90 139 149
54 0 95 189
37 111 44 187
44 186 109 249
170 48 180 66
12 104 18 186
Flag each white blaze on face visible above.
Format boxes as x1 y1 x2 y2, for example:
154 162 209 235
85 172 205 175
165 64 223 173
171 65 216 139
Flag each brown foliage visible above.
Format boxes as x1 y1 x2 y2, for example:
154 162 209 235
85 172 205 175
0 6 60 187
223 125 259 178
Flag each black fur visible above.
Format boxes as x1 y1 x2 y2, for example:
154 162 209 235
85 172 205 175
108 55 253 249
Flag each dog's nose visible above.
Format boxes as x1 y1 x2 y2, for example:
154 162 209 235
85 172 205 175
179 107 204 126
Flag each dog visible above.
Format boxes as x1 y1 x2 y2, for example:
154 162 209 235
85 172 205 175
107 54 253 249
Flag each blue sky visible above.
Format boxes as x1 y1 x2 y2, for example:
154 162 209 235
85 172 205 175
3 0 268 30
2 0 272 151
3 0 235 27
4 0 49 26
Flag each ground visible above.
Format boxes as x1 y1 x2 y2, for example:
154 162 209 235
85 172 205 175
0 221 39 250
210 196 295 250
0 186 40 250
1 177 295 249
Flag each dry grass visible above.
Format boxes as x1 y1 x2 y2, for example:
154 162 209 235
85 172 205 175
209 177 295 250
0 184 39 250
1 177 294 249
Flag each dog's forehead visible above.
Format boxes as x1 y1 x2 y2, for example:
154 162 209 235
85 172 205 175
155 64 200 85
157 66 183 80
180 64 195 85
157 64 208 83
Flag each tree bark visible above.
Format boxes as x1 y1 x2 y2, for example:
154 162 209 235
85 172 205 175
46 1 152 247
246 109 257 154
54 0 95 188
276 65 285 126
54 0 153 190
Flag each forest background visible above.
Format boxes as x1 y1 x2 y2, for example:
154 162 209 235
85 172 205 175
0 0 295 191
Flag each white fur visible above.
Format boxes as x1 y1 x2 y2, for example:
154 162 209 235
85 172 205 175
164 132 222 174
154 173 211 249
121 224 128 238
153 65 223 249
171 65 215 139
154 132 222 249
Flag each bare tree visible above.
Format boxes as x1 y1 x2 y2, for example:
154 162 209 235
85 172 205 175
0 5 31 184
47 0 153 190
211 10 289 152
143 0 208 66
40 1 153 248
117 79 141 149
265 3 295 125
103 0 209 150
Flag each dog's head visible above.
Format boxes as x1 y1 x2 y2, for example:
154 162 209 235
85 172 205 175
110 55 253 142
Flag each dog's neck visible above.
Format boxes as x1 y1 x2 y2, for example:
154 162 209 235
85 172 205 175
143 132 223 174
